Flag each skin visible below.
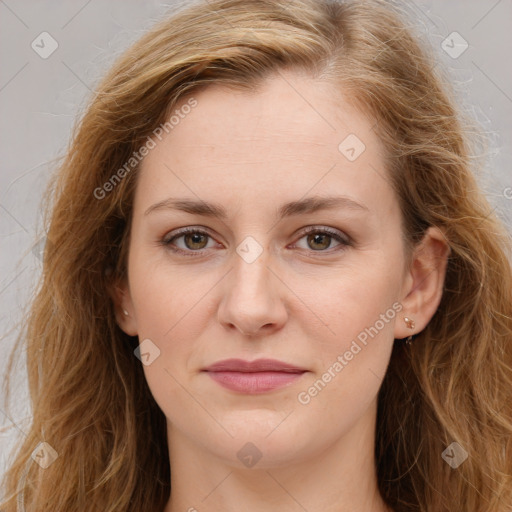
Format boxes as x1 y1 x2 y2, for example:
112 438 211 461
113 69 449 512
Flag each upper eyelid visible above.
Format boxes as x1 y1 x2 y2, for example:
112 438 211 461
163 226 215 243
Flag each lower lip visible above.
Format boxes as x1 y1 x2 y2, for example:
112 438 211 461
204 371 305 394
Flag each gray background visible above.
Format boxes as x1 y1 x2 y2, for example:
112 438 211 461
1 0 511 482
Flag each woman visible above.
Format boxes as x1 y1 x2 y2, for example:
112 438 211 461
1 0 511 510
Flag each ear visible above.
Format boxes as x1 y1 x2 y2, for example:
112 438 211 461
394 226 450 339
108 276 139 336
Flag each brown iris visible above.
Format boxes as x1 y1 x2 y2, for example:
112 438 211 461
183 232 209 250
307 233 331 251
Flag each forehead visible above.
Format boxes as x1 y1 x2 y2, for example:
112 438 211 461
168 73 381 158
135 71 394 218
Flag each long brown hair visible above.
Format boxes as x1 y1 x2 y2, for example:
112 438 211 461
2 0 511 510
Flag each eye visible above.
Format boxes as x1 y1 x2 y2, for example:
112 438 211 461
292 226 351 253
160 225 351 257
161 227 218 256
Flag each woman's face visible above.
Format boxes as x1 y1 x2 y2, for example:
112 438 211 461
119 71 414 467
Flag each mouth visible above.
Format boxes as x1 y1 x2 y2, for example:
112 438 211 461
201 358 308 394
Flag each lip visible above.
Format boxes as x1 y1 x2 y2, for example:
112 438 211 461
203 358 306 373
202 358 307 394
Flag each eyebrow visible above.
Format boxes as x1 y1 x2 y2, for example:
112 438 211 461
144 195 369 219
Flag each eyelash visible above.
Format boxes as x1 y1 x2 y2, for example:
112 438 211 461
160 226 352 257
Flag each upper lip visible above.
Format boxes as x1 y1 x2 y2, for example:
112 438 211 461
202 358 306 373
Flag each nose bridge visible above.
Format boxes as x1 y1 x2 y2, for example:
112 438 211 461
217 235 287 335
231 237 273 304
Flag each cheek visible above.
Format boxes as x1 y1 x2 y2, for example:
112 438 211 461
303 255 402 346
297 254 402 400
127 253 212 386
131 278 198 420
295 282 398 430
129 251 200 336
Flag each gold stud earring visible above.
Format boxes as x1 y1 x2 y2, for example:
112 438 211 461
404 317 415 344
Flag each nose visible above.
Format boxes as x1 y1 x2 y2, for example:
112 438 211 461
217 246 288 337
